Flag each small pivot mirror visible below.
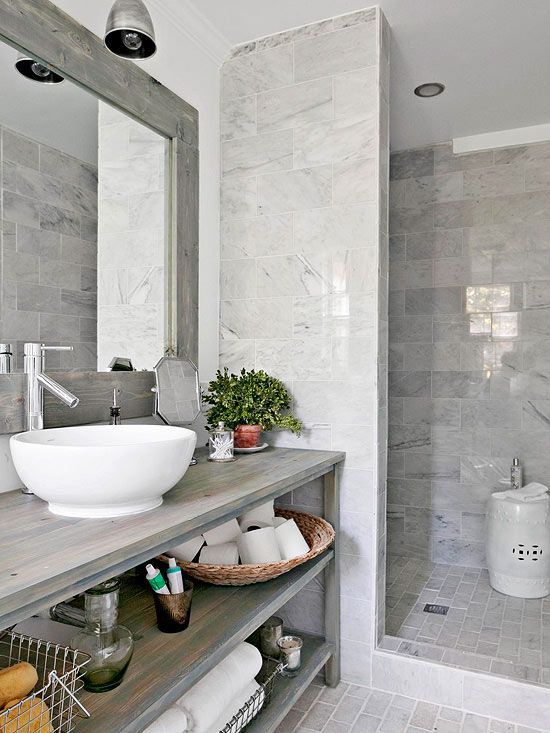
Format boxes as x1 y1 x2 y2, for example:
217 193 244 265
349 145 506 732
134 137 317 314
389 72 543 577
153 355 201 426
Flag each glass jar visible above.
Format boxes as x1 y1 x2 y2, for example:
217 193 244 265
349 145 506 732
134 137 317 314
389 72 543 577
71 578 134 693
208 421 235 462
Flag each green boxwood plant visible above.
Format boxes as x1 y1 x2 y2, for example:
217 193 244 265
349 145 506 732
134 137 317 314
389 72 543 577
205 368 302 434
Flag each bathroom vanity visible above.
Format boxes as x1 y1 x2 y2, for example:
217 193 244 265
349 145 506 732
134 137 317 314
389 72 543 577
0 446 343 732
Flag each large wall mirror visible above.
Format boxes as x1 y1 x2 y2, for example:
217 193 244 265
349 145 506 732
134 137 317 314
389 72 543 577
0 0 199 381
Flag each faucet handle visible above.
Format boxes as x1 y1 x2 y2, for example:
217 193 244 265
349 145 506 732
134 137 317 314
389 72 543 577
41 345 74 352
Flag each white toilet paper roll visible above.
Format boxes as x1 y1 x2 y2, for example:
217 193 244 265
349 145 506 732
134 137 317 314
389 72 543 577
238 527 281 564
142 705 189 733
273 516 287 528
168 536 204 563
203 518 242 546
240 519 272 532
238 501 275 531
199 542 239 565
275 519 310 560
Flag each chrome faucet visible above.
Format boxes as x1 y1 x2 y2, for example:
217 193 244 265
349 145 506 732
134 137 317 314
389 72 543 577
24 343 80 431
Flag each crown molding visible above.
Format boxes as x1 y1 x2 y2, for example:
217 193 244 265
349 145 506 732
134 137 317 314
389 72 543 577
148 0 231 67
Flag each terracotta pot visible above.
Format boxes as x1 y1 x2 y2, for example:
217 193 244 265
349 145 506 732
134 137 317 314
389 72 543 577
234 424 262 449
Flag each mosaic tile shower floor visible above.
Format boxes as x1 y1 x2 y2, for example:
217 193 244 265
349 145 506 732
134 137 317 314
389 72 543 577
276 681 549 732
385 556 550 686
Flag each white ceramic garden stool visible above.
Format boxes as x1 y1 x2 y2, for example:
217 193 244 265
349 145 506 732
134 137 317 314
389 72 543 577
486 483 550 598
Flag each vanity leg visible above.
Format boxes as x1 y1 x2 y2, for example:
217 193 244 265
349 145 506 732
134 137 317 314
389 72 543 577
324 465 340 687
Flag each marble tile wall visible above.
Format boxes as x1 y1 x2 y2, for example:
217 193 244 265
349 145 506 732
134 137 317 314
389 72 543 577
0 125 98 370
219 6 388 685
388 139 550 568
97 102 166 371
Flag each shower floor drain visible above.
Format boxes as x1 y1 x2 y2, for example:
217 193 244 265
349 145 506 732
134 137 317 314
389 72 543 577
423 603 449 616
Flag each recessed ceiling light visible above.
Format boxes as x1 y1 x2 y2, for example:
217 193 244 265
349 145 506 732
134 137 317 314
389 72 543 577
414 82 445 98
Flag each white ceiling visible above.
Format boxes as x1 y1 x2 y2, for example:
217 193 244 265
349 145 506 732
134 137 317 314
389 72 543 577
187 0 550 151
0 37 98 164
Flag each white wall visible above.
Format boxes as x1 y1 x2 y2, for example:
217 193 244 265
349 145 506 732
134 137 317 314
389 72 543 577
52 0 222 381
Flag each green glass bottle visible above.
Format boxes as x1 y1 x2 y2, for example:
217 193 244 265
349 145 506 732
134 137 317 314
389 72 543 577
71 578 133 692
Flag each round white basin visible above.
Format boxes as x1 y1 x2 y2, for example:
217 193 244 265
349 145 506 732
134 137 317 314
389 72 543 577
10 425 197 518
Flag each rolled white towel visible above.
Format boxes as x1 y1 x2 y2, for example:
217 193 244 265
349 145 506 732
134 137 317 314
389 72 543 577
199 542 239 565
237 527 281 564
142 706 189 733
238 501 275 532
275 518 310 560
169 536 205 563
203 519 242 546
497 482 549 502
206 682 265 733
175 643 262 733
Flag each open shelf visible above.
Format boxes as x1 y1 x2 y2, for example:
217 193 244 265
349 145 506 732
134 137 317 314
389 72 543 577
246 634 332 733
78 550 334 733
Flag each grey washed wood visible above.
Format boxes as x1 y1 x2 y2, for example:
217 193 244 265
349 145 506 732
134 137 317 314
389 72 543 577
0 447 344 629
324 466 341 686
78 561 333 733
0 0 199 364
0 371 155 433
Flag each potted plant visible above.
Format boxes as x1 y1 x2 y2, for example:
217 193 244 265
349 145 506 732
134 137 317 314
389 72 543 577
205 368 302 449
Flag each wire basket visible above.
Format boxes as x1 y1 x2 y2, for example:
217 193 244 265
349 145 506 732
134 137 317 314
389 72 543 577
218 657 284 733
0 631 90 733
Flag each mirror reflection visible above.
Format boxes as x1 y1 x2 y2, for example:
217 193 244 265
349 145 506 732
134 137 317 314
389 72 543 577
0 37 168 373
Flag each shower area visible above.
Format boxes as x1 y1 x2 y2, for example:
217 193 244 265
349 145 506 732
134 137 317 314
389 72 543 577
385 140 550 685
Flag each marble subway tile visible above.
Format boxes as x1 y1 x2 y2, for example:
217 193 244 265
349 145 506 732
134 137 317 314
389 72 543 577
434 199 493 229
257 78 332 133
333 158 376 204
3 129 39 169
221 214 293 259
128 192 164 231
405 287 462 315
524 280 550 309
432 371 490 399
390 148 435 181
332 336 376 382
222 130 293 179
256 254 329 297
387 478 431 508
3 250 39 284
433 538 485 568
61 237 96 268
255 337 331 380
98 270 127 306
494 140 550 165
525 158 550 192
293 292 376 338
60 289 96 319
388 371 431 398
459 455 509 488
219 339 255 373
0 309 40 341
389 315 433 343
39 313 80 342
406 229 463 260
294 204 377 253
293 380 375 425
431 481 492 513
463 164 525 198
221 44 293 99
403 398 461 427
220 296 293 340
294 23 377 83
433 255 493 287
390 260 433 291
221 177 257 220
431 426 491 454
258 165 332 215
16 282 60 314
334 7 377 30
294 115 376 168
389 204 434 235
39 259 80 290
221 95 257 141
388 425 431 452
127 266 163 305
493 191 550 224
334 67 377 119
404 453 460 482
405 172 463 207
461 398 522 427
3 191 40 227
434 143 494 174
219 258 256 299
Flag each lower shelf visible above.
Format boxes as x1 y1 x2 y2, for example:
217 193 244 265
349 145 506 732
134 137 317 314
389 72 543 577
245 635 332 733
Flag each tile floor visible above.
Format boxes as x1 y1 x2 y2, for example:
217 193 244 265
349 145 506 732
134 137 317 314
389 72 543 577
276 680 550 733
385 556 550 685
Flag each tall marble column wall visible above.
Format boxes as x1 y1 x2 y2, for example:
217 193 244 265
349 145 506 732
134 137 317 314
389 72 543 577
219 7 389 685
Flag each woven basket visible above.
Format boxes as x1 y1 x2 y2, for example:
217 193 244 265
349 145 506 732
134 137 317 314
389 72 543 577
158 509 335 586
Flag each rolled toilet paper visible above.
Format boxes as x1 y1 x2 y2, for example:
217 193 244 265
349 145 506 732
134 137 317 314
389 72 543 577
206 681 265 733
168 536 204 563
199 542 239 565
238 501 275 531
142 705 189 733
203 518 242 546
240 519 272 532
275 519 310 560
238 527 281 564
273 516 287 528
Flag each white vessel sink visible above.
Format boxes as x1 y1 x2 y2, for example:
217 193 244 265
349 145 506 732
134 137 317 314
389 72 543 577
10 425 197 518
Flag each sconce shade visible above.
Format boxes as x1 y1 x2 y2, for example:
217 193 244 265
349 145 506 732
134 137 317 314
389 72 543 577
104 0 157 59
15 54 64 84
